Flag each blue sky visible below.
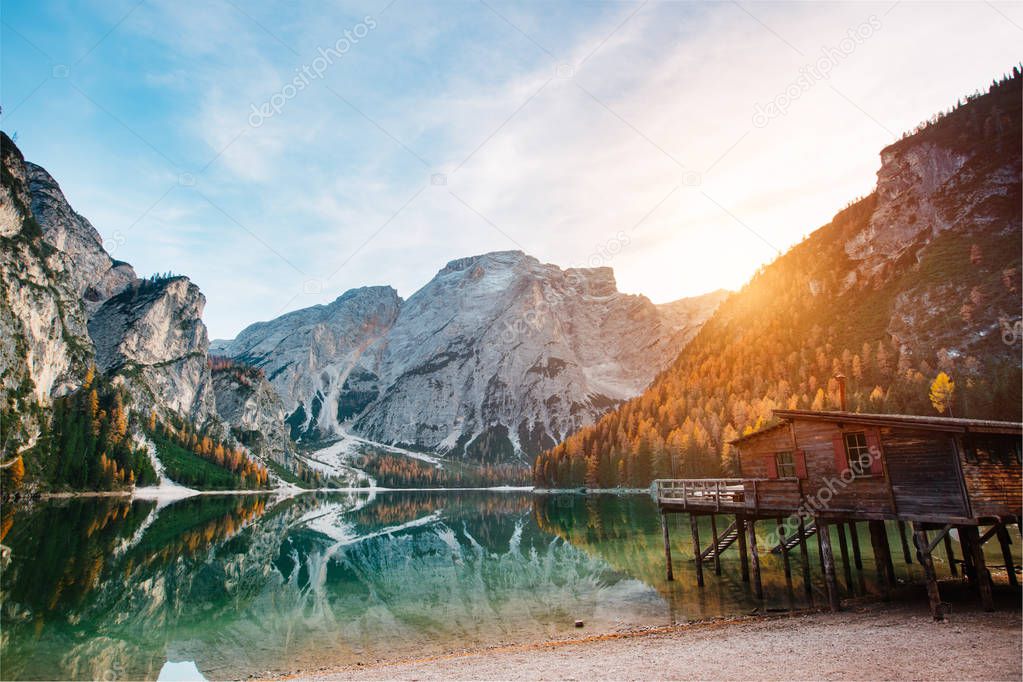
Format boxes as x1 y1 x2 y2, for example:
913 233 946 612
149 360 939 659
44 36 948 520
2 0 1021 339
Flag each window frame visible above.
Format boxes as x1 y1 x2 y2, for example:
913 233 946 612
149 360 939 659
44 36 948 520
775 450 796 479
843 431 874 476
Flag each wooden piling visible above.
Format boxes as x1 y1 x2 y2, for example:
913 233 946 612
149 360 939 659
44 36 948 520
996 523 1018 588
963 525 994 611
710 514 722 576
897 521 913 564
869 520 895 600
959 526 977 584
690 513 704 587
912 524 945 621
848 521 863 570
747 517 762 599
775 518 792 584
737 515 750 583
836 522 853 589
943 532 959 577
660 511 674 582
797 516 813 603
817 519 841 612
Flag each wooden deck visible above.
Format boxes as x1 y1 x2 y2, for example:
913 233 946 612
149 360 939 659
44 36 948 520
655 478 803 516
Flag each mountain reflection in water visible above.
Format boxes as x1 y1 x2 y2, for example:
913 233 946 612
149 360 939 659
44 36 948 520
0 491 974 680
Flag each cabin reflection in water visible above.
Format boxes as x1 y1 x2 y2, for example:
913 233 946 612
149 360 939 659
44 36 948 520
655 409 1022 620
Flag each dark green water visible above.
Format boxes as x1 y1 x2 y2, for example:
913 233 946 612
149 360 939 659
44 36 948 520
0 492 1014 680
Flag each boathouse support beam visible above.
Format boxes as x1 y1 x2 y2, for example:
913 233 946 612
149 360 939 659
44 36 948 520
869 520 895 600
963 525 994 611
737 515 750 583
690 513 704 587
660 511 674 582
816 519 841 612
912 524 946 621
996 523 1018 589
747 518 763 599
797 516 813 603
848 522 863 570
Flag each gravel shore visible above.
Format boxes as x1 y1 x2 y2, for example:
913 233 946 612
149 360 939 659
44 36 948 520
279 599 1021 681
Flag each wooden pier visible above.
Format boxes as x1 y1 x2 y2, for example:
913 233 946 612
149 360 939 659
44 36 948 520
656 409 1022 620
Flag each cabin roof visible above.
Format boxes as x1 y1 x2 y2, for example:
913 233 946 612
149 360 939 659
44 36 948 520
773 410 1022 435
730 410 1022 445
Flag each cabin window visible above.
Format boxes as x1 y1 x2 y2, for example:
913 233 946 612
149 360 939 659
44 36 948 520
843 432 873 474
775 451 796 478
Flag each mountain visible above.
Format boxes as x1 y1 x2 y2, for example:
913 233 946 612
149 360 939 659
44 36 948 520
219 251 726 461
534 70 1023 488
0 133 291 490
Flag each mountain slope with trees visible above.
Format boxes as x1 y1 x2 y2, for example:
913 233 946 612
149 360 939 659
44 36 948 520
534 69 1022 489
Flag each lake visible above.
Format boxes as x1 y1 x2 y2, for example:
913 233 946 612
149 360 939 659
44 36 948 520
0 491 1013 680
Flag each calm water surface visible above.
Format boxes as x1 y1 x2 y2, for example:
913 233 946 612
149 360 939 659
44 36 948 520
0 491 1013 680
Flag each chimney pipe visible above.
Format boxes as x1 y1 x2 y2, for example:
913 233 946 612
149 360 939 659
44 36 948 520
834 373 847 411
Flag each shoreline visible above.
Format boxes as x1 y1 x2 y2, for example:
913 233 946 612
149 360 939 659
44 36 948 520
268 596 1022 681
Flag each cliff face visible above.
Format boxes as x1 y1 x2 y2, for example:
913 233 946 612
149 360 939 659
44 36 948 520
0 134 93 452
223 286 401 441
0 134 295 471
89 277 220 429
221 251 725 461
211 367 294 465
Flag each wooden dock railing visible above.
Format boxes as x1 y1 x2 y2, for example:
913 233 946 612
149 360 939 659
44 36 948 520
654 477 802 514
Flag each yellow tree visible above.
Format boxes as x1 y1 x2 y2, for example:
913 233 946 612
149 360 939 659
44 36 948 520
929 372 955 416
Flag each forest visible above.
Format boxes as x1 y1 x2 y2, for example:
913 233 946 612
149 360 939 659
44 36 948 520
10 367 158 492
357 451 531 488
533 72 1022 490
145 412 270 490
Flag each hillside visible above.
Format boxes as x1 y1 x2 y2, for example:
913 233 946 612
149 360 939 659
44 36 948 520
534 69 1022 488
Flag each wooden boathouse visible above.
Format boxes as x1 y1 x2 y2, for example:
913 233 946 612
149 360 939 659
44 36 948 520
655 408 1022 619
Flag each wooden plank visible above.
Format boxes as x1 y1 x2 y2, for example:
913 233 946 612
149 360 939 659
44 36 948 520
776 517 792 583
710 514 722 576
996 524 1018 588
817 520 841 612
747 518 762 599
943 532 959 578
897 521 913 564
798 516 813 604
963 525 994 611
690 513 704 588
913 524 946 621
848 521 863 570
660 511 674 582
836 522 853 589
869 520 894 601
737 515 749 583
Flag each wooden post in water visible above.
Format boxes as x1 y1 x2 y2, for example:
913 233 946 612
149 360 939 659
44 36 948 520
959 526 978 584
897 521 913 564
776 517 792 585
690 513 704 587
848 521 863 570
747 518 763 599
710 514 722 576
816 519 841 612
996 524 1018 588
963 525 994 611
660 511 674 582
868 520 895 600
836 522 853 589
798 516 813 603
913 524 945 621
737 515 750 583
943 532 959 578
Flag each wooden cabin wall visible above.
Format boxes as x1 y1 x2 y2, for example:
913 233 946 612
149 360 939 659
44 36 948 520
959 434 1023 519
737 427 793 478
792 420 894 517
880 428 969 519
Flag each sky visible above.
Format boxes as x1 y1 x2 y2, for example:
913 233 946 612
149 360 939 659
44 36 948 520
2 1 1021 339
